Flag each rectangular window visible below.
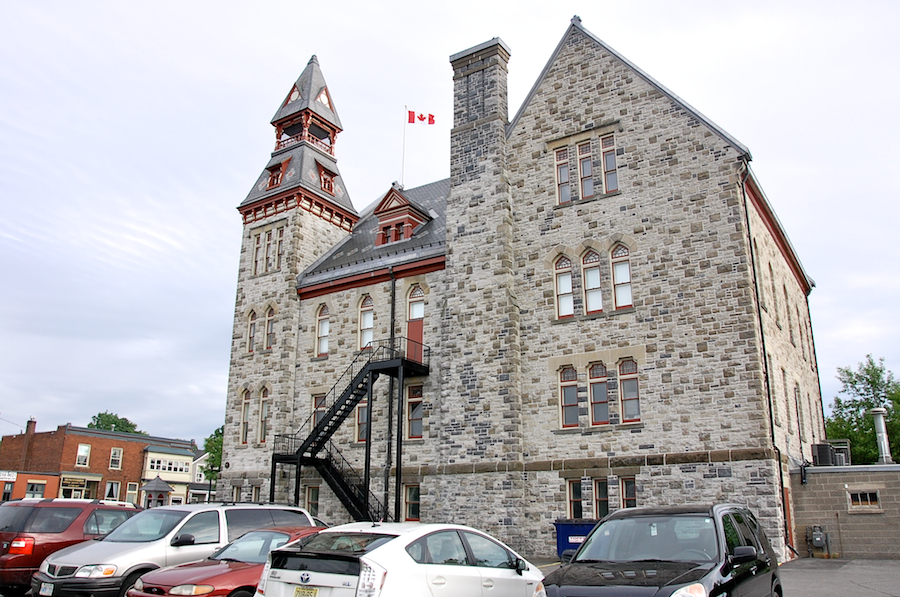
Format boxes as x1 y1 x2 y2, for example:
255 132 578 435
357 401 368 442
578 142 594 199
621 477 636 508
252 486 261 502
241 399 250 444
275 227 285 270
258 400 269 443
2 482 13 501
109 447 123 470
619 359 640 423
595 480 609 519
252 226 285 275
408 385 424 439
313 395 327 427
848 489 882 512
602 135 618 192
253 233 261 276
232 486 241 502
556 268 574 318
105 481 120 501
589 364 609 425
556 148 571 204
307 486 319 516
568 479 583 518
583 253 602 314
76 444 90 467
560 367 579 428
405 485 421 521
25 482 45 499
126 482 138 504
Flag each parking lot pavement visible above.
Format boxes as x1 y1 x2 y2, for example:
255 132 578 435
779 558 900 597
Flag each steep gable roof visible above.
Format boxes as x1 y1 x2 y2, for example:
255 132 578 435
507 16 750 160
271 55 342 130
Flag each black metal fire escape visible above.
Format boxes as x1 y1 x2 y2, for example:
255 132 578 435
270 337 429 521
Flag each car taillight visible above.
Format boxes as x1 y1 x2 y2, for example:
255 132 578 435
9 537 34 555
356 558 387 597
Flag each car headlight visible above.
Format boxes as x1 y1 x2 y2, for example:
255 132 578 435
39 560 51 574
533 581 548 597
74 565 118 579
133 578 144 591
670 583 707 597
169 585 215 595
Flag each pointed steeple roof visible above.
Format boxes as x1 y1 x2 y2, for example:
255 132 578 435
271 55 342 130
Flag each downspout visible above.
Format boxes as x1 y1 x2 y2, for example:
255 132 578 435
382 267 396 519
738 162 790 550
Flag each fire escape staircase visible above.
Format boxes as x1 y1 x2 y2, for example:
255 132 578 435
272 337 429 522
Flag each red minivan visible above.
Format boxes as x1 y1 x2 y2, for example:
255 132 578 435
0 499 139 595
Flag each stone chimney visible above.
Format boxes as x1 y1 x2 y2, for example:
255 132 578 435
870 408 894 464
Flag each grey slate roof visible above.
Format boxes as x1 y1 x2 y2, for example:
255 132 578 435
140 476 175 493
239 141 355 216
271 55 342 130
144 444 196 457
507 16 751 160
298 179 449 288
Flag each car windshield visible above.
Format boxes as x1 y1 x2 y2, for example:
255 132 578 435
211 531 293 564
301 532 395 554
575 514 718 563
103 509 189 543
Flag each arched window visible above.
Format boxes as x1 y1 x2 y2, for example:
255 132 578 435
265 307 276 350
240 390 250 444
589 363 609 425
559 367 579 428
611 244 632 309
258 387 269 443
407 285 426 362
247 311 257 353
582 251 602 314
316 305 329 356
359 296 374 350
555 256 574 318
619 359 640 423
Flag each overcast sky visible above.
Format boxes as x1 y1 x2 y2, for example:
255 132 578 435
2 1 898 446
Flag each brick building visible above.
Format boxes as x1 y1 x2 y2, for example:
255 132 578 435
0 419 197 506
219 18 824 559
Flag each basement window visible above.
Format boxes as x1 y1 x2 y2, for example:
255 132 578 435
847 488 883 514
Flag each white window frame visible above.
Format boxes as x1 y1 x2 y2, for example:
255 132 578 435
611 244 632 309
407 385 424 439
76 444 91 467
601 134 618 193
258 389 269 444
265 307 276 350
578 142 594 199
247 310 257 353
356 401 368 443
105 481 120 501
359 296 374 350
555 256 574 318
307 486 320 516
316 305 329 356
404 484 421 522
125 482 138 504
582 250 602 314
109 447 123 470
240 390 250 444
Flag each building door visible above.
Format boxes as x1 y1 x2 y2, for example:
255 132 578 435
407 285 425 362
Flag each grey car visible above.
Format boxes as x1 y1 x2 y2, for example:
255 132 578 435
31 503 315 597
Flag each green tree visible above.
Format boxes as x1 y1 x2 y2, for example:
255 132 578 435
825 355 900 464
201 425 223 481
87 411 145 434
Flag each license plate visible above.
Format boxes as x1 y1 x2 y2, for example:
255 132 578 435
293 587 318 597
40 583 54 596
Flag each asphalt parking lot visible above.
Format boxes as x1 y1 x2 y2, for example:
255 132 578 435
530 556 900 596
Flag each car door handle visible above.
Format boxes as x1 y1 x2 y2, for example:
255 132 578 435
431 577 447 586
483 579 495 589
750 565 758 575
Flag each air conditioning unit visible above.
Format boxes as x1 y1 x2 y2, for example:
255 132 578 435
813 443 835 466
834 452 847 466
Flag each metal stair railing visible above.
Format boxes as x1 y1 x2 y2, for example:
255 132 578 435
313 441 392 522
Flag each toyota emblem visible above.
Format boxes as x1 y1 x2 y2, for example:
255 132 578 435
300 573 311 584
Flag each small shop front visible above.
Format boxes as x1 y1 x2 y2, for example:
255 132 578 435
59 472 102 499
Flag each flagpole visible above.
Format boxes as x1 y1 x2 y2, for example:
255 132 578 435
401 105 407 187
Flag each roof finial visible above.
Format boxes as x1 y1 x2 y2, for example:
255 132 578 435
571 15 582 25
309 55 319 65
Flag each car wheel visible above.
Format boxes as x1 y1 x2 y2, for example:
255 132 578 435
118 571 145 597
0 585 29 596
230 590 255 597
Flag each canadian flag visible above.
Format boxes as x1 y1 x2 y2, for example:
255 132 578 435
408 111 435 125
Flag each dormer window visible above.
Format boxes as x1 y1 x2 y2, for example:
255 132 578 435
267 164 283 189
321 171 334 195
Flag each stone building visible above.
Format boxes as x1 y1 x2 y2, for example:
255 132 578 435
219 17 824 559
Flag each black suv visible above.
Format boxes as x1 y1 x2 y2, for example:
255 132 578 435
0 499 139 595
544 504 781 597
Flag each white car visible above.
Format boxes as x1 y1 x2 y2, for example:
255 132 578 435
255 521 546 597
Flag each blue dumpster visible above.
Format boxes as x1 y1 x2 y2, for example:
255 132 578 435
552 519 598 559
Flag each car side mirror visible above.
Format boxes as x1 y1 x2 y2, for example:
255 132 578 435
560 548 577 563
514 557 527 576
171 534 196 547
731 545 757 564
